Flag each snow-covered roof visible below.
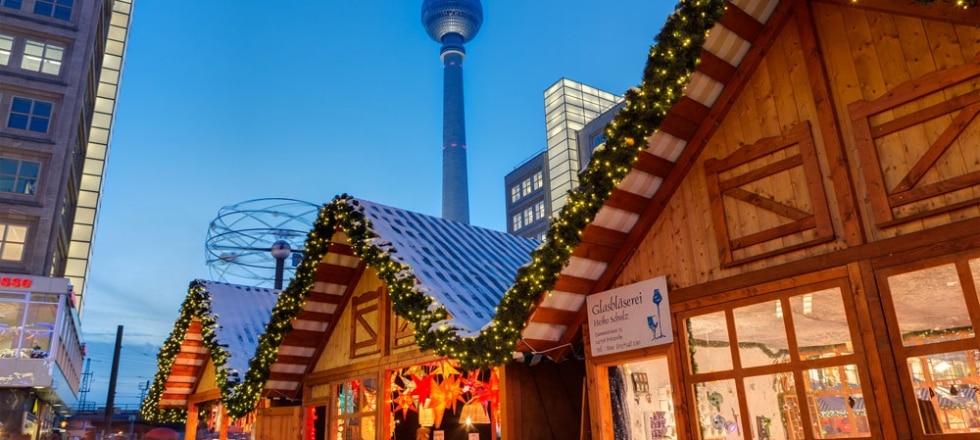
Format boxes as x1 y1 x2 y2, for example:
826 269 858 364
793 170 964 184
355 199 540 334
199 280 278 382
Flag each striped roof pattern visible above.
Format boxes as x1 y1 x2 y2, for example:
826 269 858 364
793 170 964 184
357 199 540 334
201 280 279 381
519 0 782 356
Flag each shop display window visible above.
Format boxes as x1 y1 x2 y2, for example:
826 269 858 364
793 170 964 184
333 377 377 440
683 281 871 439
607 356 677 440
387 361 498 440
0 293 58 358
878 252 980 435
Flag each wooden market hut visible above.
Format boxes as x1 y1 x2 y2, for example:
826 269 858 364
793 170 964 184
490 0 980 439
140 280 279 440
228 196 587 440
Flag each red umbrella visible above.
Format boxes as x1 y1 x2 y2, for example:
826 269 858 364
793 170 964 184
145 427 181 440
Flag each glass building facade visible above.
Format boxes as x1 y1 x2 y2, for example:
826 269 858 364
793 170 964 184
0 274 83 439
543 78 622 217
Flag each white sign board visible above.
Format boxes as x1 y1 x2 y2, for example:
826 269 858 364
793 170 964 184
587 276 672 357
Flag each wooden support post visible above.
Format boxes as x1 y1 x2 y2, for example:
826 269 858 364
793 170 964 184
186 402 198 440
220 404 229 440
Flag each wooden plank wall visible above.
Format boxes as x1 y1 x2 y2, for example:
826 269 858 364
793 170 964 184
254 406 302 440
619 9 845 290
502 361 586 440
814 1 980 239
617 0 980 292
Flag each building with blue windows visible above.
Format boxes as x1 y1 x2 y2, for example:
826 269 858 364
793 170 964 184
504 78 623 239
0 0 132 436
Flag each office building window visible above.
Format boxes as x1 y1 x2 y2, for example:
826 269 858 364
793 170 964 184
511 185 520 203
535 201 545 220
523 207 534 225
0 0 22 10
533 171 543 190
0 34 12 66
33 0 72 20
522 179 531 196
0 158 39 195
21 40 63 75
512 214 522 231
0 223 27 261
7 97 52 133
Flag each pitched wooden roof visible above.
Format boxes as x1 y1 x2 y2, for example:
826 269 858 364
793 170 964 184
516 0 980 362
241 196 538 403
140 280 278 422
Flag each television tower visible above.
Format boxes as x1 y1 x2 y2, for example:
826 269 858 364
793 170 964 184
421 0 484 224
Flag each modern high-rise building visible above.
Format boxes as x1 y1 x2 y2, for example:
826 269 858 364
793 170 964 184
421 0 483 224
0 0 133 435
505 78 623 239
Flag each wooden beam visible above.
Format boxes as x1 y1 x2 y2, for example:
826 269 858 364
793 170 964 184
815 0 980 26
697 51 737 85
528 307 579 325
580 224 629 249
669 97 711 127
314 265 358 285
552 275 597 295
660 111 700 142
570 240 618 262
294 309 333 323
717 1 764 42
633 151 675 178
603 189 650 215
281 330 326 347
274 354 315 366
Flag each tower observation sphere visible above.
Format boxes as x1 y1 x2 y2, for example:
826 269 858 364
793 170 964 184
421 0 483 224
421 0 483 44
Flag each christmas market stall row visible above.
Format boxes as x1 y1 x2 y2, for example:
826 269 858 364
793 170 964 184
142 197 583 439
141 0 980 438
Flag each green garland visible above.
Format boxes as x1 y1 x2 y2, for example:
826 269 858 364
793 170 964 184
149 0 980 422
225 0 728 419
141 281 230 423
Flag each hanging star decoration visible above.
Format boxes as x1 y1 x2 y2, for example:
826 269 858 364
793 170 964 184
392 390 417 419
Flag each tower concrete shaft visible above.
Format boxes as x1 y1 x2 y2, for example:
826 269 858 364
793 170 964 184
422 0 482 224
441 35 470 224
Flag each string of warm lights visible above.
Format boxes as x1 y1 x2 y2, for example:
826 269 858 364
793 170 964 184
141 281 231 423
146 0 977 423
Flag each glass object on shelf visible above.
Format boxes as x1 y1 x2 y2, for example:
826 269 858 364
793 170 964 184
614 357 677 439
887 264 973 346
687 311 734 373
733 300 789 368
694 379 742 439
743 373 796 440
791 288 853 360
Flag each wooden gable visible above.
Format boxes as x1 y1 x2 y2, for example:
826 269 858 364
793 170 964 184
519 0 980 362
159 319 208 408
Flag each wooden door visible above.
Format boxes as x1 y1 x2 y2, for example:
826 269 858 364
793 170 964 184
254 406 302 440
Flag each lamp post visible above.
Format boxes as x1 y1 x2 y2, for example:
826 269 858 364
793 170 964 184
270 239 292 290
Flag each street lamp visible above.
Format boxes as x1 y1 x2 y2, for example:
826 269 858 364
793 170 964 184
270 239 292 290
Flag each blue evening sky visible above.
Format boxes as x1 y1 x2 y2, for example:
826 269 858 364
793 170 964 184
79 1 675 407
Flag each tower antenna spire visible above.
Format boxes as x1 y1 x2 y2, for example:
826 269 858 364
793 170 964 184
421 0 484 224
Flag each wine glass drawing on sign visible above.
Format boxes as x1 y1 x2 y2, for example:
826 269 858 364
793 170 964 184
647 315 659 340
